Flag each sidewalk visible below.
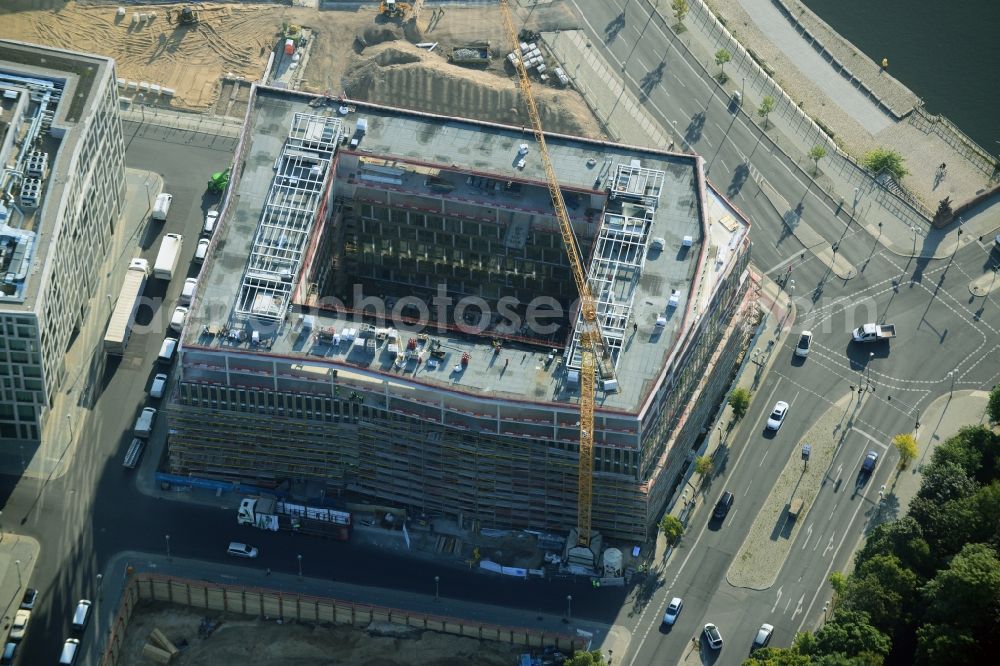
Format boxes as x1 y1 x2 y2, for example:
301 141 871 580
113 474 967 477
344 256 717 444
0 170 163 480
0 535 40 641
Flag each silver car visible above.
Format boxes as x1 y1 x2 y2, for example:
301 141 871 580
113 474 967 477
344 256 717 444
752 623 774 652
766 401 789 430
662 597 683 625
703 623 723 649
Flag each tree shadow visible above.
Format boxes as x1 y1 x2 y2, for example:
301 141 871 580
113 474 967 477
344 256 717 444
726 163 749 198
638 60 667 102
684 111 706 145
604 13 626 44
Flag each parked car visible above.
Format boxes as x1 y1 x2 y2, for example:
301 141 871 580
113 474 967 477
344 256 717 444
703 623 724 649
71 600 92 632
662 597 683 625
195 238 210 263
751 623 774 652
9 610 29 641
19 588 38 610
227 542 258 558
794 330 813 358
170 305 189 331
766 401 789 430
149 373 168 398
713 491 734 520
1 641 16 665
203 209 219 235
180 277 198 305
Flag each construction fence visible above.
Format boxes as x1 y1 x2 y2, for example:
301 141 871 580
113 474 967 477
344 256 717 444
100 572 584 665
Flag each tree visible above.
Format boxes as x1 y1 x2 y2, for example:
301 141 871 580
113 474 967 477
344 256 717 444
855 517 932 578
729 387 751 419
892 433 919 469
808 144 827 174
917 543 1000 664
813 608 891 659
758 95 776 129
863 147 908 180
671 0 689 27
694 454 714 481
842 554 919 633
829 570 848 598
566 650 606 666
659 514 684 546
989 384 1000 423
714 48 731 82
931 425 1000 485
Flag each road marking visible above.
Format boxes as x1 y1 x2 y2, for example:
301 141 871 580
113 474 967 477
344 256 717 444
771 586 783 613
719 158 728 171
626 379 784 665
745 481 753 496
792 594 805 619
800 524 813 550
829 503 838 520
759 450 769 467
726 508 738 526
823 534 835 557
636 56 649 72
784 596 793 613
852 427 888 449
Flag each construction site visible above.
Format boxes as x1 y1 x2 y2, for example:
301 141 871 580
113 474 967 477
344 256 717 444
2 0 755 558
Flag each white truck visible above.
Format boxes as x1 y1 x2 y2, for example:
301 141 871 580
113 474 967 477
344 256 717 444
153 233 183 280
237 496 352 541
134 407 157 439
103 258 150 355
852 323 896 343
152 192 172 221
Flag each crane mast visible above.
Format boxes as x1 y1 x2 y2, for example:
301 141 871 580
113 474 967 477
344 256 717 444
498 0 614 546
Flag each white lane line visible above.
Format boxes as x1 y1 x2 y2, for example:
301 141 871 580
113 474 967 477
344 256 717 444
851 427 888 449
745 481 753 496
626 380 784 665
636 57 650 73
771 586 783 613
800 524 813 550
759 450 769 467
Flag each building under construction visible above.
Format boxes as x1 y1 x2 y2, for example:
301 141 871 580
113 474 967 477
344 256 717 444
166 87 754 541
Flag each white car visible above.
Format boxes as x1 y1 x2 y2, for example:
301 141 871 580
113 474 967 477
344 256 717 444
170 306 189 331
703 623 723 650
195 238 210 263
180 277 198 305
794 330 813 358
9 610 29 641
766 401 789 430
227 542 258 558
149 373 168 398
203 209 219 235
662 597 683 625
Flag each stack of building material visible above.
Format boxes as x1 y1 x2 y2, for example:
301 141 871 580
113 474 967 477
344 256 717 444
143 627 180 663
507 41 549 76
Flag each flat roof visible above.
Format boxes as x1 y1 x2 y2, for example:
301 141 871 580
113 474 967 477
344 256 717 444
185 87 749 414
0 40 115 311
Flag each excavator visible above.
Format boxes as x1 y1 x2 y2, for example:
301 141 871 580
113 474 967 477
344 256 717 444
497 0 617 550
207 168 230 194
169 5 199 25
378 0 426 22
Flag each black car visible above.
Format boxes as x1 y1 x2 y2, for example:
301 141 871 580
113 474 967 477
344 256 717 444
713 491 734 519
19 588 37 611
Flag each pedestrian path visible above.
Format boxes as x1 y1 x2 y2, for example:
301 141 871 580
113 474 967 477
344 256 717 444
0 535 40 642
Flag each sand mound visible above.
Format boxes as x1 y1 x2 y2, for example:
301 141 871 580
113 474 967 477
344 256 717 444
344 42 599 138
360 25 404 47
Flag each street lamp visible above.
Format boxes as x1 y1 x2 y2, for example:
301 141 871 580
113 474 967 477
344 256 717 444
97 573 103 601
434 575 440 601
910 226 918 256
297 554 303 578
14 559 21 588
566 594 572 620
165 534 171 560
868 351 875 390
948 371 955 394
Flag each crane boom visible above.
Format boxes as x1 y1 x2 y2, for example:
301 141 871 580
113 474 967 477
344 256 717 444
498 0 609 546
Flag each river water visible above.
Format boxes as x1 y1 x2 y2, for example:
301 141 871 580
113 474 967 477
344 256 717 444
802 0 1000 156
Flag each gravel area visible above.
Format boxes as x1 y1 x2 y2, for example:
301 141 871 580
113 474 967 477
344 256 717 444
727 393 853 590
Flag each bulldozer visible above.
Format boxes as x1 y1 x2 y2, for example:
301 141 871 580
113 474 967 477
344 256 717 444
169 5 199 25
207 168 230 194
379 0 410 19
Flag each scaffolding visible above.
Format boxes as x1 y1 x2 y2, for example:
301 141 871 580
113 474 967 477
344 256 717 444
234 113 342 321
565 163 664 372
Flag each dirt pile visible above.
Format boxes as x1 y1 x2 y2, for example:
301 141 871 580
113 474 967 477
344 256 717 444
344 41 601 138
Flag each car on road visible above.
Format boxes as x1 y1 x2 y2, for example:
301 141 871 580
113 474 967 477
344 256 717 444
71 600 92 631
180 277 198 305
149 373 168 399
703 623 724 649
227 542 259 558
751 623 774 652
170 305 189 331
766 401 789 430
1 641 16 665
713 491 734 520
662 597 683 625
19 588 38 610
794 330 813 358
59 638 80 665
861 451 879 474
195 238 210 263
9 610 29 641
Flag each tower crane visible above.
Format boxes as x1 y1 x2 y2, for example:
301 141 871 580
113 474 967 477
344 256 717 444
498 0 616 548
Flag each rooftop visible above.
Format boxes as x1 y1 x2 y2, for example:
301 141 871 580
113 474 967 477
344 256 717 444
185 88 749 414
0 40 116 309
